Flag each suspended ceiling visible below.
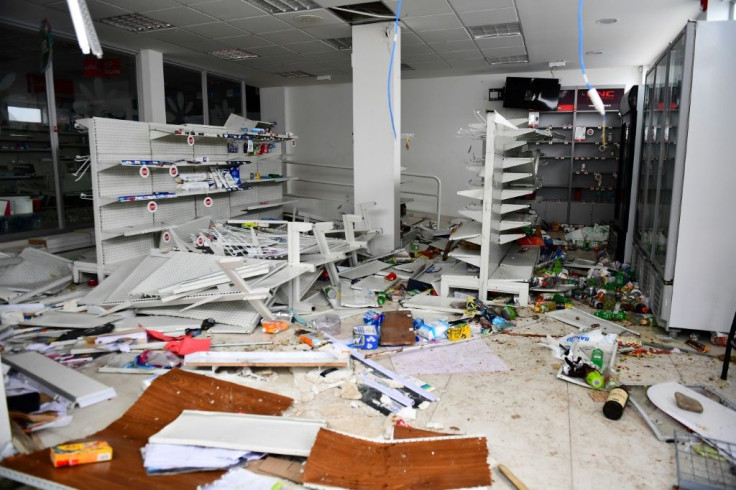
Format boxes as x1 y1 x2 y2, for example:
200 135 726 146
0 0 702 87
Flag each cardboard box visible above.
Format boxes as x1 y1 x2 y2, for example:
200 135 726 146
50 440 112 467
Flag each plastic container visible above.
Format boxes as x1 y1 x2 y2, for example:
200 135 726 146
312 314 341 335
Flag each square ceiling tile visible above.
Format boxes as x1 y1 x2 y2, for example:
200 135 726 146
314 0 375 7
480 45 527 57
305 50 349 62
247 45 300 57
183 21 246 38
85 0 132 18
259 29 316 44
440 49 484 60
429 39 477 53
447 59 489 69
228 15 291 33
145 29 227 51
457 7 518 26
403 13 462 32
275 8 345 28
109 0 178 12
401 31 423 46
402 52 442 63
301 24 352 39
402 43 433 56
218 34 274 48
449 0 515 12
417 27 470 43
384 0 451 17
475 34 524 50
286 40 334 54
190 0 265 21
144 6 215 26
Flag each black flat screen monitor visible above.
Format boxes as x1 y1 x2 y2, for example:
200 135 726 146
503 77 561 111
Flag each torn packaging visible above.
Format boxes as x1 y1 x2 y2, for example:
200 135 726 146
303 429 491 489
0 369 292 489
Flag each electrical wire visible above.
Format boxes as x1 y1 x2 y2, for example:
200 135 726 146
577 0 591 91
388 0 402 140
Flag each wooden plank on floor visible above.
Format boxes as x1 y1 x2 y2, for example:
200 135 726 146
380 310 415 346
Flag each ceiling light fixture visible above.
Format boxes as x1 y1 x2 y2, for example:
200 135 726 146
585 50 603 55
97 13 173 32
595 18 618 24
487 55 528 65
209 48 259 60
242 0 319 14
67 0 103 57
275 70 314 78
324 37 352 51
468 23 521 39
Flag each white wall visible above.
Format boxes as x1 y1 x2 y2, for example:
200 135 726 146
262 66 640 219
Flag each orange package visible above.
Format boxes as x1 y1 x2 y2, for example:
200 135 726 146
50 440 112 468
262 321 289 334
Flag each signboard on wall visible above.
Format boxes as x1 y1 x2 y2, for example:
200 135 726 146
83 58 121 78
576 88 624 111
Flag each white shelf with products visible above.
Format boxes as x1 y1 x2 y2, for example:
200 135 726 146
79 117 296 278
443 111 550 305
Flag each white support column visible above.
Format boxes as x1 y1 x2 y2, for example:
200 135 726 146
137 49 166 123
705 0 731 19
352 22 401 255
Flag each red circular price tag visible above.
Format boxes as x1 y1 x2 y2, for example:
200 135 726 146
162 231 171 243
187 135 195 146
139 166 150 178
196 236 205 247
169 165 179 177
290 140 296 147
203 196 213 208
147 201 158 213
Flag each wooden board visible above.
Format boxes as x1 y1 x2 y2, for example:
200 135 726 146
392 425 449 439
184 351 348 368
302 428 491 489
380 310 416 346
0 369 292 490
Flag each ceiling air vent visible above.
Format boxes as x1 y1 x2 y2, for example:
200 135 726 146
243 0 319 14
209 49 259 60
468 22 521 39
328 2 395 25
486 55 528 65
275 70 314 78
324 37 352 51
97 13 173 32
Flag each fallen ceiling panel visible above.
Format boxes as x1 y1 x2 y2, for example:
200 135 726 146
0 369 293 489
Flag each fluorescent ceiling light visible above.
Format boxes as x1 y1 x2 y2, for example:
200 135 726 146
66 0 103 58
487 55 528 65
586 50 604 55
97 13 173 32
209 49 259 60
468 23 521 39
275 70 314 78
595 18 618 24
323 37 352 51
243 0 319 14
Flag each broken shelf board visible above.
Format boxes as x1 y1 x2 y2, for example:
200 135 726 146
402 294 466 314
351 350 438 402
351 275 399 293
338 260 391 280
302 429 491 489
488 246 539 281
448 248 481 268
458 208 483 222
19 312 122 329
457 189 484 200
546 308 640 336
184 351 348 367
149 410 326 457
3 352 116 408
380 310 416 346
250 264 313 290
449 221 481 242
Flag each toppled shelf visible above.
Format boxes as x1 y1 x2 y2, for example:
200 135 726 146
241 199 297 211
457 188 484 200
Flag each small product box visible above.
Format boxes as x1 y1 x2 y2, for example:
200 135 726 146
50 440 112 467
353 325 379 350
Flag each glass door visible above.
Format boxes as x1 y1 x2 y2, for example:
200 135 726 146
652 32 686 272
635 66 657 256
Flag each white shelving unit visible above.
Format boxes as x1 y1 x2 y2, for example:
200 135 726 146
80 117 296 278
442 112 550 305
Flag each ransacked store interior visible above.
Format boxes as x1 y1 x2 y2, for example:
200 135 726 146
0 0 734 488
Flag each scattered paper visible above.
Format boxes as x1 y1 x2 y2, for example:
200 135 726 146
142 443 262 473
390 339 509 375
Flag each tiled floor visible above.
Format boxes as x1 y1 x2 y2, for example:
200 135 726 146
6 302 735 489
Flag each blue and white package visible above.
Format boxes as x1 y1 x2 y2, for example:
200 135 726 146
229 166 241 185
363 309 384 327
353 325 379 350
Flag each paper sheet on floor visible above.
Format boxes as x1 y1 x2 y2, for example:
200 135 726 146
390 339 509 375
142 443 262 473
200 467 283 490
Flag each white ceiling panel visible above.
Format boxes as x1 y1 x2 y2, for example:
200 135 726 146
247 45 301 57
314 0 376 6
402 52 443 63
183 21 246 38
170 0 217 5
275 8 345 28
417 27 471 43
403 13 463 32
429 39 477 53
440 49 485 61
457 7 518 26
384 0 452 17
259 29 316 44
474 34 524 50
107 0 178 13
144 29 226 51
59 0 131 18
144 6 216 26
190 0 265 21
301 24 352 39
401 31 424 46
402 43 434 56
228 15 292 33
447 59 490 69
217 34 274 48
449 0 515 12
286 40 334 54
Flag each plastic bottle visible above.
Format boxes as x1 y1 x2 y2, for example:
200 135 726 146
591 348 604 369
603 386 629 420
